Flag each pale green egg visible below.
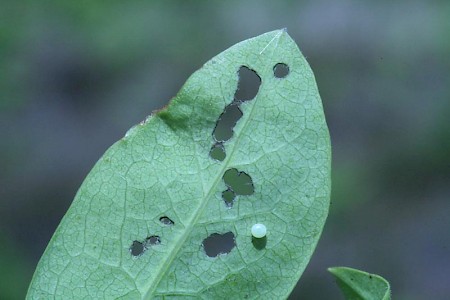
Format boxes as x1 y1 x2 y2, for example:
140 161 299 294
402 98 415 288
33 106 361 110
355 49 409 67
251 223 267 238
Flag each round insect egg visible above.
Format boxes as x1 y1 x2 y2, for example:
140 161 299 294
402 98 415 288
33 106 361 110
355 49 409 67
251 223 267 238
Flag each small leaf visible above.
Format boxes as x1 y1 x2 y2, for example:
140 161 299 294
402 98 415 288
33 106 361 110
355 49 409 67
328 267 391 300
27 29 331 299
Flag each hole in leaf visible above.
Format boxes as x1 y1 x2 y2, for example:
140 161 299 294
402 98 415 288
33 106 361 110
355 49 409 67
145 235 161 246
210 67 261 154
202 232 236 257
223 168 254 195
213 104 243 142
273 63 289 78
234 66 261 102
210 143 226 161
222 188 236 208
252 236 267 250
130 240 146 257
159 216 174 226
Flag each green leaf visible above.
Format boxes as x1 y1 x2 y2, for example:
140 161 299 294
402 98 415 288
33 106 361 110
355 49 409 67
328 267 391 300
27 29 331 299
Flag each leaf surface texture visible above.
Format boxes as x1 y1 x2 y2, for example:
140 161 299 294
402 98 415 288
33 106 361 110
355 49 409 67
28 30 331 299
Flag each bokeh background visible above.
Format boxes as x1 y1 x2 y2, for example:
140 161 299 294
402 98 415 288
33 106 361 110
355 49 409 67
1 1 449 299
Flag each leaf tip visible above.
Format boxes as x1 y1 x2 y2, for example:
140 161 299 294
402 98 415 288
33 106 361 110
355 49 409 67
327 266 338 275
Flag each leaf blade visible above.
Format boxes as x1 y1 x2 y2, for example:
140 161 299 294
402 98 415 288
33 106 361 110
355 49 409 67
328 267 391 300
28 30 331 299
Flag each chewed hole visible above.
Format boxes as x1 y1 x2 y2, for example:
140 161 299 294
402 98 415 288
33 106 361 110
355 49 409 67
210 66 261 153
213 104 243 142
222 188 236 208
159 216 174 226
210 143 226 161
234 66 261 102
273 63 289 78
202 232 236 257
223 168 254 195
145 235 161 246
130 241 146 257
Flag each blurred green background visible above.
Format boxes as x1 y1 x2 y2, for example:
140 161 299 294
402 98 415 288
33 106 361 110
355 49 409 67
1 1 449 299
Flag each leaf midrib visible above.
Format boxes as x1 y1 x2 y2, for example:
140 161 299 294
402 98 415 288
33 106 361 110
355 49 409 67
142 33 283 299
141 98 258 299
